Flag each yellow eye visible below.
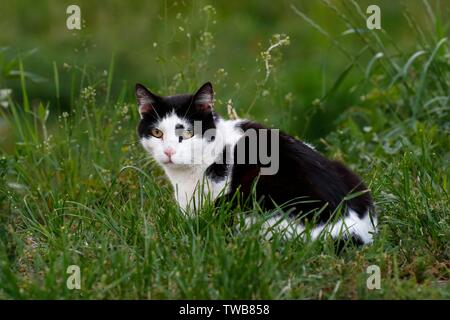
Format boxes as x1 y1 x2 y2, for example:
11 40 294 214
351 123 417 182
150 128 163 138
182 129 194 139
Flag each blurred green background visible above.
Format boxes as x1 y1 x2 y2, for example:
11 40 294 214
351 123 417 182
0 0 445 142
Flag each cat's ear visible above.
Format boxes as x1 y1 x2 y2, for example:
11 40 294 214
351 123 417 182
135 83 157 118
193 82 214 112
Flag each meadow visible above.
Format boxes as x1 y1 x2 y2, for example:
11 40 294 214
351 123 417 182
0 0 449 299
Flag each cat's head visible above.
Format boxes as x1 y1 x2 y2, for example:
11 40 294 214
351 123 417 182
136 82 220 169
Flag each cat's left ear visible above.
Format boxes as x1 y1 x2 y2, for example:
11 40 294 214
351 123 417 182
193 82 214 112
135 83 157 118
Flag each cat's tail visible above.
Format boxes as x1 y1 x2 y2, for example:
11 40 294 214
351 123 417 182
237 208 378 245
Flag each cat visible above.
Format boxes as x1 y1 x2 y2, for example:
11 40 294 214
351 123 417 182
136 82 377 244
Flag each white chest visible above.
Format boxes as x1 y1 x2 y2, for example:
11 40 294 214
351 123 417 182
165 167 230 214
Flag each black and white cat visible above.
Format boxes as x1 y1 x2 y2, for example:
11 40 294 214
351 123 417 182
136 82 377 244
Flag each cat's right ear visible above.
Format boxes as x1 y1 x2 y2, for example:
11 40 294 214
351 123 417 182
135 83 157 118
193 82 214 112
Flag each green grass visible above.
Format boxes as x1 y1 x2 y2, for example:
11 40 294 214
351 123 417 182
0 1 449 299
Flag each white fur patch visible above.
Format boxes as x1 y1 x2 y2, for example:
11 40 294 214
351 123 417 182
304 142 316 150
240 209 377 244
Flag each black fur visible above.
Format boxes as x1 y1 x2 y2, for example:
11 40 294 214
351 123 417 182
228 121 373 223
205 146 231 183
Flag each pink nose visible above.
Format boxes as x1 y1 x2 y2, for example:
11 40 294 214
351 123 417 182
164 148 175 157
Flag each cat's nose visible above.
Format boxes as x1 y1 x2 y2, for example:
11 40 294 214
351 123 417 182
164 148 176 157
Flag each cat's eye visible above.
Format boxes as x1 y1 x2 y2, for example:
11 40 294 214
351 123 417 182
150 128 163 138
182 129 194 139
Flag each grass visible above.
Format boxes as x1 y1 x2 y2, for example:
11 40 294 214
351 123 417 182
0 1 449 299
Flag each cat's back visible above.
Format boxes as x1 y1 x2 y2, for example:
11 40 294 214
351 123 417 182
227 120 373 221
